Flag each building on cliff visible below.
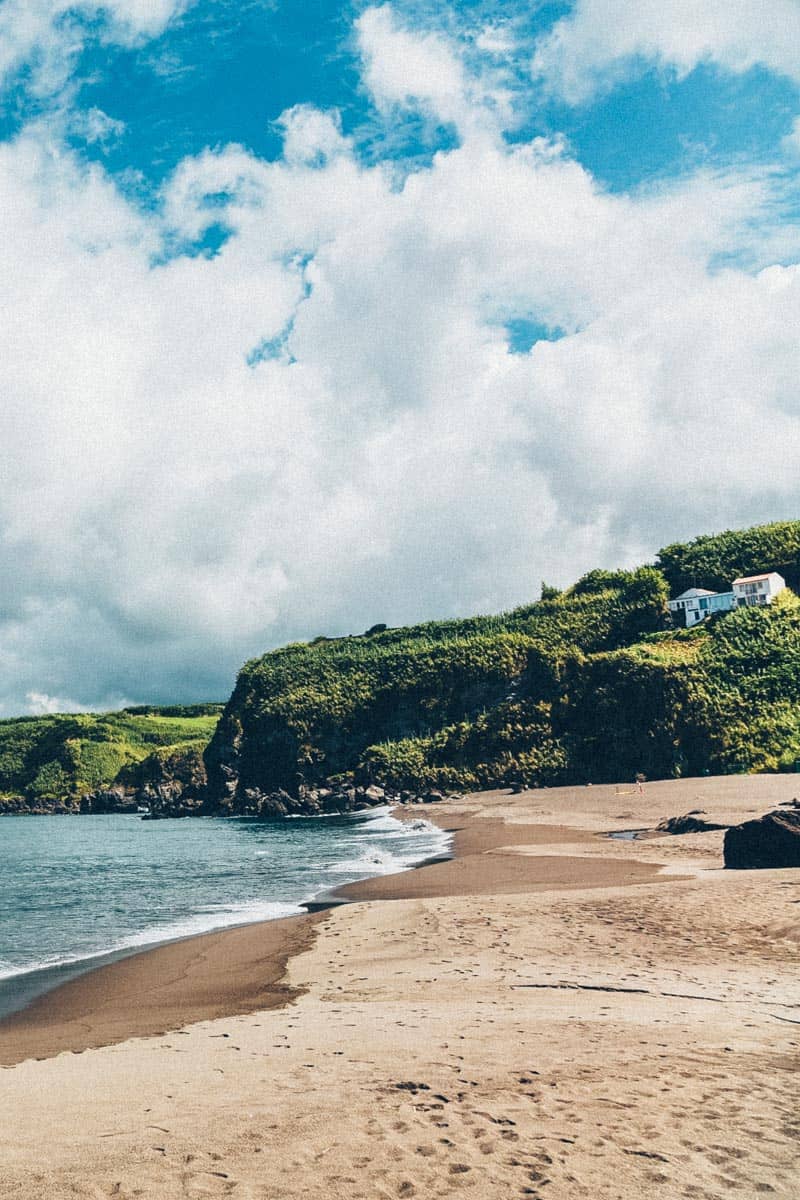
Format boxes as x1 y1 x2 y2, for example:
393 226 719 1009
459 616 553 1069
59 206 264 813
668 572 786 628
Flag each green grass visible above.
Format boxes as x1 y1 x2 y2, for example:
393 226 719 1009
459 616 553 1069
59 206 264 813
0 706 222 804
205 521 800 801
8 517 800 809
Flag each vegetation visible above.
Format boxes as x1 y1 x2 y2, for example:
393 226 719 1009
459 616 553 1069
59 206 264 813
656 519 800 593
0 707 222 809
204 567 671 799
205 519 800 803
5 518 800 812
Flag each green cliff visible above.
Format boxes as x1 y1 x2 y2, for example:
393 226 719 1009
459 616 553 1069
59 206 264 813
3 519 799 816
0 706 222 813
204 519 800 810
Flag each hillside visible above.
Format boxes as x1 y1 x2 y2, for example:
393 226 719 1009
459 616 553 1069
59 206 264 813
203 519 800 815
3 518 799 817
0 706 222 813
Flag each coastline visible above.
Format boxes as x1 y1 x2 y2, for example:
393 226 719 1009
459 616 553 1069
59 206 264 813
0 790 659 1068
0 803 448 1046
0 774 757 1068
1 775 798 1198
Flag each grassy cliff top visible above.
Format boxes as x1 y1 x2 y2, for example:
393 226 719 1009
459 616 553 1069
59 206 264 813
0 705 222 804
5 517 800 810
204 518 800 802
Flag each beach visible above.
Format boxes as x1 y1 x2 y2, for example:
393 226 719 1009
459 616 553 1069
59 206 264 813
1 775 798 1198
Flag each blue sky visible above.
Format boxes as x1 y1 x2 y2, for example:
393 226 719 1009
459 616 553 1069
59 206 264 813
0 0 799 712
4 1 799 192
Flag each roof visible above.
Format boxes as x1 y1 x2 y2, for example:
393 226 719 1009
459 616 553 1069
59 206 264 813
672 587 718 600
732 572 783 585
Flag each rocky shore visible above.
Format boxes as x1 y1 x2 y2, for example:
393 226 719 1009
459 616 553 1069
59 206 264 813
0 773 455 820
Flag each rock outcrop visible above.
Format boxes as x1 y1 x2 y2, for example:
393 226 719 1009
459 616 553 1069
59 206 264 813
656 812 726 835
723 809 800 869
225 782 395 820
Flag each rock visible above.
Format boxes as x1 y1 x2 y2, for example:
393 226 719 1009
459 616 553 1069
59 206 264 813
423 790 445 804
656 813 726 835
80 786 140 814
362 785 386 805
321 790 348 813
724 809 800 869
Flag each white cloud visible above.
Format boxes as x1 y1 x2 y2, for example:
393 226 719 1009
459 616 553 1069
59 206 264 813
532 0 800 104
475 24 516 58
25 691 94 715
70 106 126 146
277 105 349 168
357 5 468 123
0 0 190 96
0 9 798 711
356 4 514 135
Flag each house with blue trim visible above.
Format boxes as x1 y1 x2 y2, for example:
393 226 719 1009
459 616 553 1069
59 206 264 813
668 572 786 628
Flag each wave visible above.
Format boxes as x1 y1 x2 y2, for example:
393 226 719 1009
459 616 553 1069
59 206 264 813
0 807 452 991
0 899 304 984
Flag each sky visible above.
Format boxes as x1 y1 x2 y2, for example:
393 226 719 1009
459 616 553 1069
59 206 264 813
1 0 799 714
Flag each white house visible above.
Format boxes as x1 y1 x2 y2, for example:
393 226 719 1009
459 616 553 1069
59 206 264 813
732 572 786 607
667 572 786 627
667 587 734 627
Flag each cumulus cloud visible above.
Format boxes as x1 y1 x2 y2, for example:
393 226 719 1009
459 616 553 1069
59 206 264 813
356 4 513 135
0 4 798 712
532 0 800 103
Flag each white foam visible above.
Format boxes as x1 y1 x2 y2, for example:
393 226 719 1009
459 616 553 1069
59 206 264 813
0 807 452 986
0 900 304 983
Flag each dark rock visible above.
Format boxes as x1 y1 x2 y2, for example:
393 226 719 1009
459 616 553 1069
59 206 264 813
656 813 726 835
81 786 140 814
724 809 800 869
321 790 348 813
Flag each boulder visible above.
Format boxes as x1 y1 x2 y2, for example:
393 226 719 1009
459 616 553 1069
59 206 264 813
362 785 386 805
656 813 726 835
724 809 800 869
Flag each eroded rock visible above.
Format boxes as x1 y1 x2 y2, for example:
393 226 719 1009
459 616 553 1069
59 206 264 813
724 809 800 869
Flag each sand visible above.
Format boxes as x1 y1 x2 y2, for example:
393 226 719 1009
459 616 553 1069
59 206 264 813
1 774 799 1199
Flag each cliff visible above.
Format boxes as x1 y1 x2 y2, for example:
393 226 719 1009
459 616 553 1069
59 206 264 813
4 518 800 817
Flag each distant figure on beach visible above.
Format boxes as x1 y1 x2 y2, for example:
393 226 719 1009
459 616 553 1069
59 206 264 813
635 773 646 794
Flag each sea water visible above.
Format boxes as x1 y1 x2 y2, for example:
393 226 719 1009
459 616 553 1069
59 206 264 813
0 808 450 1019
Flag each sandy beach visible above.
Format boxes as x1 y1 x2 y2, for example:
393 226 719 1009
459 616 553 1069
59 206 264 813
2 775 798 1199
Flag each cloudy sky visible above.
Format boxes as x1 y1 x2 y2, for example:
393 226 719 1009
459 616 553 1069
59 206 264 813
1 0 799 714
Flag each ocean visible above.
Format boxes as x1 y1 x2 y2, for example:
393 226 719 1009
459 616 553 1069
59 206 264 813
0 807 450 1020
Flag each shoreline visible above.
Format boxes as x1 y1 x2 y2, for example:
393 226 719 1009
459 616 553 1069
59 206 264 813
0 808 456 1066
0 792 669 1067
1 775 798 1198
1 773 796 1069
0 804 448 1031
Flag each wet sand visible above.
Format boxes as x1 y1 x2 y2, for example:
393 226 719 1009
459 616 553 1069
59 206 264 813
1 774 798 1199
0 805 664 1065
0 912 323 1068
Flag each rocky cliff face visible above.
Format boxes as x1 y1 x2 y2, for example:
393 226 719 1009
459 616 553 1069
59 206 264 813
80 744 209 818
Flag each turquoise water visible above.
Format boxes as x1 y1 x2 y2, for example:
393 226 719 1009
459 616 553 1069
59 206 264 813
0 809 449 1018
